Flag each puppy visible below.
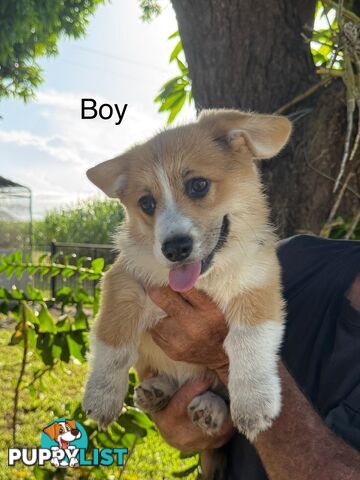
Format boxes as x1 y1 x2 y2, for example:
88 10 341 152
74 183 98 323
83 109 291 475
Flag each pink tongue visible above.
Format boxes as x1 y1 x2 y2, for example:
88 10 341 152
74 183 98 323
169 261 201 292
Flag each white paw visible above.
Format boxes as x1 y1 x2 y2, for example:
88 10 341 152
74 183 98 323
188 391 228 435
230 377 281 442
82 376 128 429
134 376 177 413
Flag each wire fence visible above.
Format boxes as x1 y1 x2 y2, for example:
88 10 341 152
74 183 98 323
0 176 32 250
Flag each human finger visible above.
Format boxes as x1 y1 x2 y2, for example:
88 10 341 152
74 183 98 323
179 288 217 310
147 286 193 317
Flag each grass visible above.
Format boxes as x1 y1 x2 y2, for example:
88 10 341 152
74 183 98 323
0 327 198 480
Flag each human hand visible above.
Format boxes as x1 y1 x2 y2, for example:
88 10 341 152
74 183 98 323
148 287 229 384
151 378 235 451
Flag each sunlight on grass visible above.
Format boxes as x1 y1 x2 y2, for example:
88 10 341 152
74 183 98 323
0 329 197 480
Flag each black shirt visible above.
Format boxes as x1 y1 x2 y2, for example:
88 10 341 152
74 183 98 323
227 235 360 479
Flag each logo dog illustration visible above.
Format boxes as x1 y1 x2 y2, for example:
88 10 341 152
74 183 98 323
42 419 81 467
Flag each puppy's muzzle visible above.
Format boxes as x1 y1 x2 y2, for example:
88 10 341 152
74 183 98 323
161 236 193 262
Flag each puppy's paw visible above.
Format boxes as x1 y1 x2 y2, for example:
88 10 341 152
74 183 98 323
134 376 177 413
188 391 228 436
230 380 281 442
82 380 127 429
232 410 274 442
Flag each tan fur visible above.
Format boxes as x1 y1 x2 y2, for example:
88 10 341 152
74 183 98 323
84 109 292 453
227 281 284 327
94 256 146 346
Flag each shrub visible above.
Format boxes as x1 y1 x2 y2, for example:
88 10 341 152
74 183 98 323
33 198 125 245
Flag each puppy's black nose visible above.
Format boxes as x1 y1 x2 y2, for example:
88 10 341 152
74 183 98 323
71 429 80 436
162 236 193 262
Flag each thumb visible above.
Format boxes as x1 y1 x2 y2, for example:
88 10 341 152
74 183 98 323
171 378 212 415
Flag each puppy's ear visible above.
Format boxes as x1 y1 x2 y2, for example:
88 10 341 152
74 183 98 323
86 155 127 198
66 419 76 430
198 109 292 159
43 423 57 440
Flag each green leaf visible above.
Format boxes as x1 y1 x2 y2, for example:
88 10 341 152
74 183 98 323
74 287 92 304
26 284 43 301
91 257 104 273
36 333 54 365
27 323 37 349
5 265 15 278
168 30 179 40
13 250 23 264
67 332 87 362
27 265 38 275
51 337 63 359
38 305 56 333
167 92 187 123
55 285 73 303
61 267 75 278
158 91 184 112
49 267 61 277
55 334 70 362
14 266 24 279
117 432 137 449
11 287 25 300
176 58 188 74
38 254 49 264
170 40 182 62
74 308 89 330
116 408 154 437
24 303 39 326
56 316 72 332
172 464 199 478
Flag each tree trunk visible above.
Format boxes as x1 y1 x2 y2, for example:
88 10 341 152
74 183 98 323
170 0 359 237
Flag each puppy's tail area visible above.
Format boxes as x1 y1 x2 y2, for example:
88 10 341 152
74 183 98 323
200 446 227 480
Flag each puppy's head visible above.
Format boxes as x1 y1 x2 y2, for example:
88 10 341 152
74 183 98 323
87 110 291 290
43 419 81 446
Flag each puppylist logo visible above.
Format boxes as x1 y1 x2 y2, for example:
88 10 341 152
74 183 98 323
8 418 128 468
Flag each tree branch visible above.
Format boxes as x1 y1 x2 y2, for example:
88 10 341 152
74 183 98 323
274 78 332 114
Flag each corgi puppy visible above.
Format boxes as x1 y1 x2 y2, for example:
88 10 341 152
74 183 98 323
83 110 291 470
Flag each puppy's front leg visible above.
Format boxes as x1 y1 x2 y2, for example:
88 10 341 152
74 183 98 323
83 259 145 429
224 288 284 441
83 337 137 429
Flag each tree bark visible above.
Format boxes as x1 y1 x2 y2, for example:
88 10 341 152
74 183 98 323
170 0 359 237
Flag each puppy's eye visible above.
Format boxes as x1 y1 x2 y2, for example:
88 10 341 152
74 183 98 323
59 428 64 433
138 195 156 215
185 177 210 198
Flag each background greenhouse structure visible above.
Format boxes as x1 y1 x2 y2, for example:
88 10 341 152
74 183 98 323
0 175 32 252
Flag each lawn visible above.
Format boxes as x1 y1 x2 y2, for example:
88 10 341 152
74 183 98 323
0 327 198 480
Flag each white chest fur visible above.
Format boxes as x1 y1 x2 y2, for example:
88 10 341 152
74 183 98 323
137 296 212 385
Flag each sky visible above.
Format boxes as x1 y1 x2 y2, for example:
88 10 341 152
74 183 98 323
0 0 195 218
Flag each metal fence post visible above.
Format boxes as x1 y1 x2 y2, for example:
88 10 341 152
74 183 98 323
50 240 56 298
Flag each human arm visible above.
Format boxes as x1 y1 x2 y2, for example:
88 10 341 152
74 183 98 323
254 362 360 480
148 286 360 479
